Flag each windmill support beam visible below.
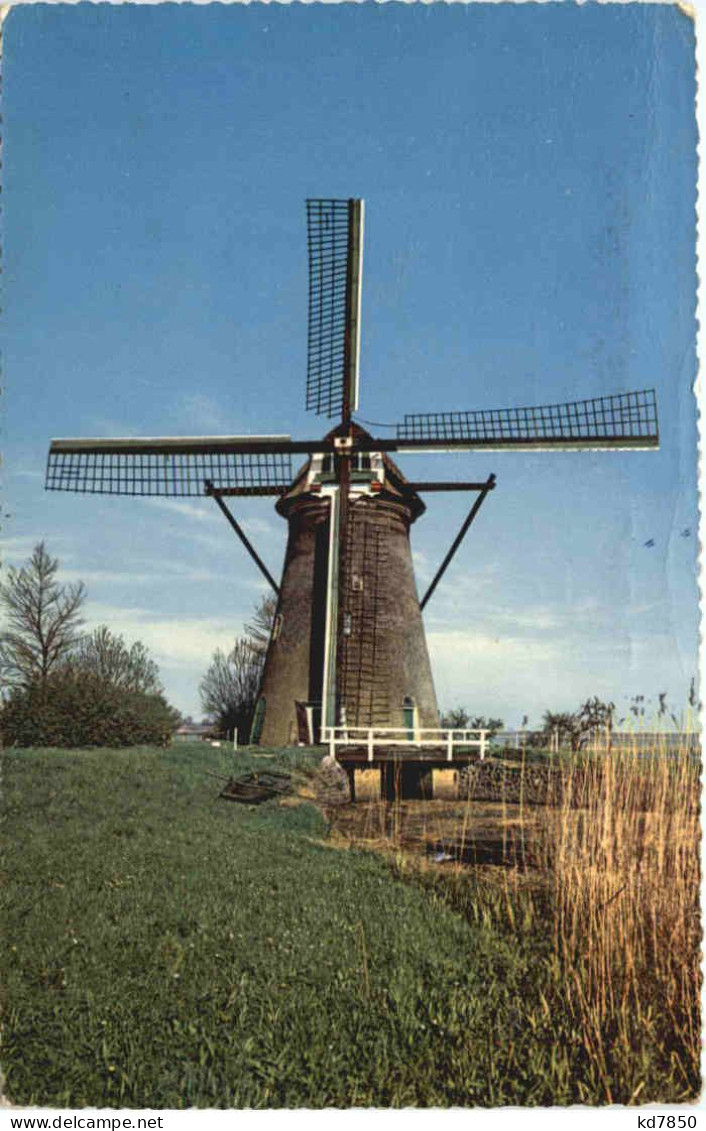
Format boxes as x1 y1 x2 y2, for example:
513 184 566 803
205 481 280 597
420 475 496 612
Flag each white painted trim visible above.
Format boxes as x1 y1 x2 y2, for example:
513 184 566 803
325 726 490 761
319 486 339 733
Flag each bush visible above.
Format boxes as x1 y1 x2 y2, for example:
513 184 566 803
0 670 178 748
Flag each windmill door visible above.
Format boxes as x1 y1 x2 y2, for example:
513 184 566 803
403 696 418 742
250 697 266 745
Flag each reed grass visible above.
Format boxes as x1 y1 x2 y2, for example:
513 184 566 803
538 738 701 1102
359 733 701 1103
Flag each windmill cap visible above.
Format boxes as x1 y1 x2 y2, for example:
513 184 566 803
276 421 426 521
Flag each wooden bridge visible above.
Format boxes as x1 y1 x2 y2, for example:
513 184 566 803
324 726 490 800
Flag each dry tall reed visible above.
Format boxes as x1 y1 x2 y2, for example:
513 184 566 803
341 735 701 1101
535 737 701 1099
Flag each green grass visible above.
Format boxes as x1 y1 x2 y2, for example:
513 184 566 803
0 744 518 1107
1 744 697 1107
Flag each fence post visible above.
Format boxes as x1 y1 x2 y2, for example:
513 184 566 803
367 729 374 763
447 730 453 762
480 730 486 761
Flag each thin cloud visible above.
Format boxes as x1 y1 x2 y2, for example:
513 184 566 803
140 498 217 524
2 536 42 563
240 517 279 538
3 535 73 566
60 564 223 587
427 628 559 664
84 602 245 669
83 416 141 439
174 393 224 433
9 469 43 481
423 572 631 641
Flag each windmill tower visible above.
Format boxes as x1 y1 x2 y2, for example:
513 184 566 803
255 421 442 746
46 197 659 762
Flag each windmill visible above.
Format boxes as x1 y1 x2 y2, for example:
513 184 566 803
46 197 659 754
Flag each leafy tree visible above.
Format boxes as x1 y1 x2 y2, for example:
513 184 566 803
576 696 615 746
469 715 504 738
0 546 182 747
541 697 615 752
540 711 581 751
69 625 162 695
441 707 470 729
0 542 85 692
441 707 503 737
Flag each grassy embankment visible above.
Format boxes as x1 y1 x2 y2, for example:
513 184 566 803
1 740 700 1106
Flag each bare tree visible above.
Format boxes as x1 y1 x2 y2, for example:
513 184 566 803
198 595 276 739
244 594 277 654
199 638 264 738
0 542 86 692
69 625 163 695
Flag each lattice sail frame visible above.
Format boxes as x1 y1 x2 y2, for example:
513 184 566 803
306 198 363 418
396 389 659 448
46 439 293 497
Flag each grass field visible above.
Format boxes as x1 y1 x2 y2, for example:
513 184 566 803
1 742 700 1107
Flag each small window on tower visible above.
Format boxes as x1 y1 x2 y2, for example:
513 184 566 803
271 614 283 641
352 574 364 592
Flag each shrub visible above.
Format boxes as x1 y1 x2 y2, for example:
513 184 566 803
0 670 179 748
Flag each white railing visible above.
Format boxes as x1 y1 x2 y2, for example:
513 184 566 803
323 725 489 763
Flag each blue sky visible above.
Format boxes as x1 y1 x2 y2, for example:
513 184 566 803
4 3 699 727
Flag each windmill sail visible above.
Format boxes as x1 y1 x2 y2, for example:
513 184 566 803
395 389 659 451
306 198 364 419
46 436 293 496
